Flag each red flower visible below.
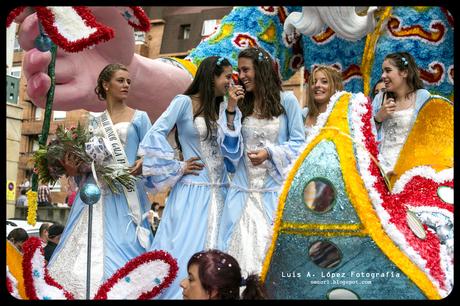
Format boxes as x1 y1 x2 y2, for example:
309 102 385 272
33 167 39 174
72 133 78 139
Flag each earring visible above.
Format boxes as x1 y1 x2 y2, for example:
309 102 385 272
104 87 108 91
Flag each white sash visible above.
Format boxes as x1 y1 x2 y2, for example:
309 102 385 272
98 110 151 249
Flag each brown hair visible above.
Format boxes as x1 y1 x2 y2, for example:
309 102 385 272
306 65 343 118
94 63 129 101
187 250 268 300
384 52 424 98
237 47 285 119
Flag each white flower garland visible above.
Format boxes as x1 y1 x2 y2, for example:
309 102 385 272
6 266 21 299
392 166 453 194
302 90 345 151
347 92 449 297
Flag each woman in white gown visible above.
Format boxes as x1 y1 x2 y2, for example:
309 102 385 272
217 47 305 277
372 52 430 175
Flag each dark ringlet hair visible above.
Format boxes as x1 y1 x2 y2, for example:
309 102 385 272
237 47 284 119
94 63 129 101
174 56 232 151
384 52 424 98
187 249 268 300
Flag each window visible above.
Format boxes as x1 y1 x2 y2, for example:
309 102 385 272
10 66 21 78
201 19 220 36
134 31 146 45
179 24 191 40
53 111 66 120
32 139 39 152
35 107 42 120
14 35 22 51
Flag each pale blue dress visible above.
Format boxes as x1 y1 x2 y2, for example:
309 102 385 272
47 110 153 299
217 91 305 277
139 95 229 299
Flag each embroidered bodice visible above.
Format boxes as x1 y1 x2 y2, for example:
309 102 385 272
194 117 225 184
379 107 415 173
242 116 280 189
113 122 130 147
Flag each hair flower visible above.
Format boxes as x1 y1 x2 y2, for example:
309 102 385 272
401 57 408 66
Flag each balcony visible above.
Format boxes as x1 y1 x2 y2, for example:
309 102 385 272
21 119 85 136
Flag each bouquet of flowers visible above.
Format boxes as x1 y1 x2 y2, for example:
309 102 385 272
33 122 138 193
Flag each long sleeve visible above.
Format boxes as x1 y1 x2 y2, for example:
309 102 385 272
138 95 189 192
217 99 243 173
265 92 306 184
134 111 152 156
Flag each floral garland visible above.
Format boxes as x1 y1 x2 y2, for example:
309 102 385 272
22 237 75 300
118 7 151 32
26 190 38 226
93 250 178 300
35 7 114 53
6 266 21 299
392 166 453 195
7 6 151 53
349 92 446 297
262 92 444 299
6 6 27 27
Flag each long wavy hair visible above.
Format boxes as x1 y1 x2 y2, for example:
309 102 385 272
305 65 343 118
237 47 285 119
384 51 424 98
94 63 129 101
174 56 232 151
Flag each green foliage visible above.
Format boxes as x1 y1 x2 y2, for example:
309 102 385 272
33 122 138 193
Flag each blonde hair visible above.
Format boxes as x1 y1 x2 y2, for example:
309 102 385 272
306 65 343 118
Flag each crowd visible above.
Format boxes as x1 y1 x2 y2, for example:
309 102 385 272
8 45 444 300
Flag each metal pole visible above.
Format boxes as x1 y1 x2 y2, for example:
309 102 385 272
86 204 93 299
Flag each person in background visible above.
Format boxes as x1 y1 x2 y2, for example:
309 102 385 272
147 202 161 235
38 185 52 207
39 222 51 247
180 249 267 300
371 78 385 100
15 189 28 207
44 223 64 264
7 228 29 253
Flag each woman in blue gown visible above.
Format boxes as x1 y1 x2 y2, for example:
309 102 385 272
217 47 305 278
139 56 234 299
47 64 153 299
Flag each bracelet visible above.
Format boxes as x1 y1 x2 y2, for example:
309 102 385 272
374 116 382 124
225 109 236 115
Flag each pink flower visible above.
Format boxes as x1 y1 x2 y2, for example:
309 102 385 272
72 133 78 139
33 167 39 174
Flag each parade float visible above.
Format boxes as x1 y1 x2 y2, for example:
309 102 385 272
6 6 453 300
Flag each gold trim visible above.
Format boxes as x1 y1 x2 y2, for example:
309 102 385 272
261 92 441 299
